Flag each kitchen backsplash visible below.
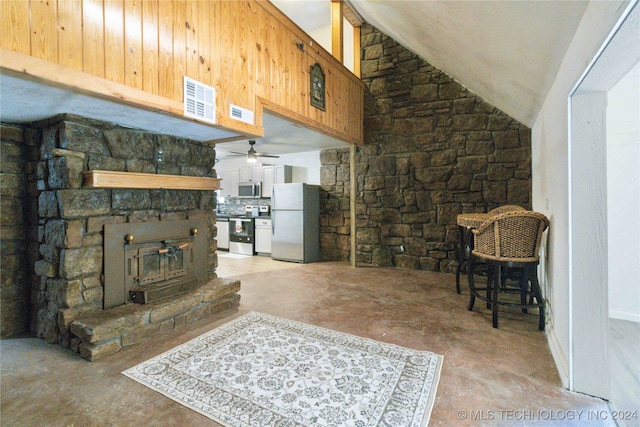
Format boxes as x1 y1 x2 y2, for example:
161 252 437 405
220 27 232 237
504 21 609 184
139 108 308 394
217 197 271 216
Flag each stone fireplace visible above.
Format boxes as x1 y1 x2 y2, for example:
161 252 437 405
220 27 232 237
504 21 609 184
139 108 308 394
1 114 240 360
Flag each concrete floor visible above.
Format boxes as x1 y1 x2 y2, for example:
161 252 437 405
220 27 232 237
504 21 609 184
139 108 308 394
1 261 612 426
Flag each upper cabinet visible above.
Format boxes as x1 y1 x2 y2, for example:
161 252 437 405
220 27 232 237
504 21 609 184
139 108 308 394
217 169 239 197
262 166 275 198
239 165 264 182
274 165 293 185
1 0 364 146
262 165 292 197
219 164 293 198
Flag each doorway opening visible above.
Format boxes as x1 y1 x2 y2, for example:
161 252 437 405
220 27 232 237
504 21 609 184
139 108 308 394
569 0 639 417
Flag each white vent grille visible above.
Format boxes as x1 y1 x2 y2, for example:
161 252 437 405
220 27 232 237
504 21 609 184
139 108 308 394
229 104 254 125
184 77 216 124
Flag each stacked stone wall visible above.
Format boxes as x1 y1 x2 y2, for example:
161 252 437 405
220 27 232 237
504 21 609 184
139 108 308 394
3 114 229 354
319 148 351 260
1 124 37 337
320 25 531 271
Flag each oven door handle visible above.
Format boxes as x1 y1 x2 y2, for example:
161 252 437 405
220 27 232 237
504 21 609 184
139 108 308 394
230 218 252 222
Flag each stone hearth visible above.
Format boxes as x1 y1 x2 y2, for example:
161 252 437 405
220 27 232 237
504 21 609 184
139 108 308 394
1 114 240 360
71 278 240 361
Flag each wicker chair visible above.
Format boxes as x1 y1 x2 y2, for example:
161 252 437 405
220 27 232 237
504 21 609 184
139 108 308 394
467 211 549 330
455 205 527 294
487 205 527 215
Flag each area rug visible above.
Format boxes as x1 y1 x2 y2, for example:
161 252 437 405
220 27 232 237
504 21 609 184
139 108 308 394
123 312 443 426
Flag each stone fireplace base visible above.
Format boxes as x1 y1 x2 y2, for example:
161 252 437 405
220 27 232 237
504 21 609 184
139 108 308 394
70 278 240 361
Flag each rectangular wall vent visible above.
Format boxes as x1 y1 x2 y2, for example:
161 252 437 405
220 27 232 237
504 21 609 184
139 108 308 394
229 104 254 125
184 77 216 124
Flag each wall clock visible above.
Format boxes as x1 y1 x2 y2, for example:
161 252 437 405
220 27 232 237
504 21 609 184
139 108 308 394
310 63 326 111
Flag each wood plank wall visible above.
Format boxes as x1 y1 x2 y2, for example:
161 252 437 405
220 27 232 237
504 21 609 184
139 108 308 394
0 0 363 145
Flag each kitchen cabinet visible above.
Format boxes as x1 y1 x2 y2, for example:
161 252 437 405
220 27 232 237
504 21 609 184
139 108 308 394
217 170 238 197
275 165 293 185
217 170 230 197
239 166 251 182
239 164 264 182
254 218 272 255
263 165 292 198
216 219 229 250
253 165 264 182
231 171 239 196
262 166 275 198
219 164 293 198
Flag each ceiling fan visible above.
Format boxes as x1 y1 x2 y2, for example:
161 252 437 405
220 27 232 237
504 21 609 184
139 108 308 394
229 140 280 163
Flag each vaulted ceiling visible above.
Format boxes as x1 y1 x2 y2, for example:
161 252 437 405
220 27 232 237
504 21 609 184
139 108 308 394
277 0 591 128
351 0 590 127
1 1 594 159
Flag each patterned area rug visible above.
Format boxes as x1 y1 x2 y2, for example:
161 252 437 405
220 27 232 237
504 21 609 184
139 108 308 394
123 312 443 426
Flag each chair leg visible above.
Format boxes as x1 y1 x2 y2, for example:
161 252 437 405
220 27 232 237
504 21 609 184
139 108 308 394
486 265 494 309
492 265 500 328
529 265 545 331
519 272 528 314
467 257 476 311
455 226 464 294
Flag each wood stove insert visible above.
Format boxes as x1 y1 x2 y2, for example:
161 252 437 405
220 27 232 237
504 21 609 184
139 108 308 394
104 218 208 309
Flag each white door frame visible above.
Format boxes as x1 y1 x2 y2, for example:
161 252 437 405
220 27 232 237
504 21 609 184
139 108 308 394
568 0 639 398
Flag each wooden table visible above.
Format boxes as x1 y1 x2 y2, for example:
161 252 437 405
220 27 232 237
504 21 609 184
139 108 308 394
455 213 491 293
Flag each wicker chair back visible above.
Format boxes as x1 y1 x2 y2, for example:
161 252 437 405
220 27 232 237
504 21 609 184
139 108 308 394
487 205 527 215
472 211 549 263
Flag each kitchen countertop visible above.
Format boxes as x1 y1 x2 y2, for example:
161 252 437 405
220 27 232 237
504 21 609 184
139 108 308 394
216 214 270 220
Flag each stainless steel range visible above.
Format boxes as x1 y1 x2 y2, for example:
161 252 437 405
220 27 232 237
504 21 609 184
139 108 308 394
227 205 271 255
229 216 254 255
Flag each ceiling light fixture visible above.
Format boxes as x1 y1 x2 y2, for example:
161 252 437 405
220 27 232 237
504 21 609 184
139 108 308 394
229 140 279 163
246 148 258 163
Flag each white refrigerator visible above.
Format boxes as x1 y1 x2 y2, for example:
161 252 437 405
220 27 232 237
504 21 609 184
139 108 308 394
271 183 320 263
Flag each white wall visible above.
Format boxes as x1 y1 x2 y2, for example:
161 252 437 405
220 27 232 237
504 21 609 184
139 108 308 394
607 62 640 322
531 0 629 388
343 17 355 74
278 151 322 184
306 22 356 74
309 25 332 53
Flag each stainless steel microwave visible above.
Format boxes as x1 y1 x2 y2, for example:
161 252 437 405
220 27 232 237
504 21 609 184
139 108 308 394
238 181 261 198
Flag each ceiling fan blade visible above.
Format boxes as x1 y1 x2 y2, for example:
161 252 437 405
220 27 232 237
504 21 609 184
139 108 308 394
228 151 246 155
257 154 280 158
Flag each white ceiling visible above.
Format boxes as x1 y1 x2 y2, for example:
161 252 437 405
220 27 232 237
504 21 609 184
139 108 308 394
0 72 347 159
213 113 348 160
271 0 331 32
0 73 242 142
351 0 590 127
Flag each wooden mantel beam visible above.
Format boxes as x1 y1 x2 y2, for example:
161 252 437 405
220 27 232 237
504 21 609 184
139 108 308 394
83 170 220 191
